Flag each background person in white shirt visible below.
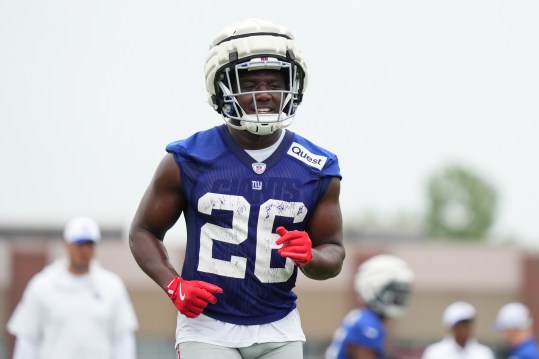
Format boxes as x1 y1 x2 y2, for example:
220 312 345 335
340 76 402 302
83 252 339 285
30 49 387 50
421 301 495 359
7 216 139 359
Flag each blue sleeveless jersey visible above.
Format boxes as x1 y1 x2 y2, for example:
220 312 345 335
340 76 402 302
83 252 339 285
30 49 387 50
510 338 539 359
325 308 386 359
166 125 341 325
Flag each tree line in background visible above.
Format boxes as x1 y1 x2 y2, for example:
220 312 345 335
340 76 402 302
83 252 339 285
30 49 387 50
350 164 498 241
426 164 497 240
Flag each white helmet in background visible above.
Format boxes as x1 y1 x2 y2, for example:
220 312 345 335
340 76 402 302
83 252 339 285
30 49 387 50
354 254 415 318
204 18 308 136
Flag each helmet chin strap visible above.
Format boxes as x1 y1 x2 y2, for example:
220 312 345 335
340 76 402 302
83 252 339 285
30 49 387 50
241 115 282 135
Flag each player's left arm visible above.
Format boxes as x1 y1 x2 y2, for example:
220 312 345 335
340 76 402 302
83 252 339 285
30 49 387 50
298 177 345 280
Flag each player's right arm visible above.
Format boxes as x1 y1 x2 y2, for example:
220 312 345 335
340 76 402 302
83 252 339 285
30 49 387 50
129 153 184 288
129 153 222 317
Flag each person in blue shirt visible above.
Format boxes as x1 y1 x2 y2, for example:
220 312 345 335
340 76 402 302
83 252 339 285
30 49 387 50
325 255 415 359
129 18 345 359
495 302 539 359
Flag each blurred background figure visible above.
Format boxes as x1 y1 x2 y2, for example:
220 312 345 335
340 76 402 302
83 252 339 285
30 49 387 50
7 216 138 359
421 301 494 359
325 254 415 359
494 302 539 359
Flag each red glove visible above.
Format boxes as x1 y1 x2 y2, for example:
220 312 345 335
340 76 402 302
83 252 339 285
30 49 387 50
165 276 223 318
275 226 313 266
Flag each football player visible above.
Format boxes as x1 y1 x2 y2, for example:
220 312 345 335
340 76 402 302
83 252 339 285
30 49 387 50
325 255 415 359
494 302 539 359
129 18 345 359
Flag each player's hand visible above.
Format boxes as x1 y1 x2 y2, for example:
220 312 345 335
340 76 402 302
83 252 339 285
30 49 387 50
276 226 313 266
165 276 223 318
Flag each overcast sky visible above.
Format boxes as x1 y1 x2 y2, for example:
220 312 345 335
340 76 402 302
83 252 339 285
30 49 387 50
1 0 538 245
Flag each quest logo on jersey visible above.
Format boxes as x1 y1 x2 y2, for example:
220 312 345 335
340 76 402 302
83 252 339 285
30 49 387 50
287 142 327 170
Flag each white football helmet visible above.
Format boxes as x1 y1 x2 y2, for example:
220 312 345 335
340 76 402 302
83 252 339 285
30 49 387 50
354 254 415 318
204 18 308 135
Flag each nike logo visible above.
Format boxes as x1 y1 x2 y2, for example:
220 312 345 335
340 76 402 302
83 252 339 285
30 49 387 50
179 282 186 301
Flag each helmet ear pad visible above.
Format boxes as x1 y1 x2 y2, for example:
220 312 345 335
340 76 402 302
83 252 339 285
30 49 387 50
210 63 233 113
213 70 234 115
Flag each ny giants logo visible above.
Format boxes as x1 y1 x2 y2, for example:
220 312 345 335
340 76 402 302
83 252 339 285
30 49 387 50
251 181 263 190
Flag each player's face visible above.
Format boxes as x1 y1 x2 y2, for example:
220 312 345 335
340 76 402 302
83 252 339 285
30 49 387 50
65 241 96 274
235 70 286 115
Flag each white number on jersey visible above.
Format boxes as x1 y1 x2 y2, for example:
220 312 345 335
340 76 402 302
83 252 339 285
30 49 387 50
197 193 307 283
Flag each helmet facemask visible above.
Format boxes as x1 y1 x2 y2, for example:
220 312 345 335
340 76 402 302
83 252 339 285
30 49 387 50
354 255 415 319
216 56 304 136
370 281 413 318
